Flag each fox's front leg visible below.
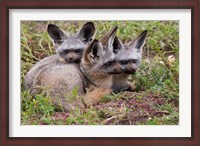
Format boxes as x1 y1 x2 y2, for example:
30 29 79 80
83 87 112 106
112 81 136 93
127 81 137 92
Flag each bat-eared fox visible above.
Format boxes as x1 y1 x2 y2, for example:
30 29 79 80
112 30 148 93
24 22 95 89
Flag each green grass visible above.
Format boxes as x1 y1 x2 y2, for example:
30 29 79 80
21 21 179 125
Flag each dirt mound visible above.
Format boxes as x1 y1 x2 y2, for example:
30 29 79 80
94 92 176 125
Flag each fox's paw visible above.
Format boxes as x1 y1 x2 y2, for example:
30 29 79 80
112 85 129 94
127 81 137 92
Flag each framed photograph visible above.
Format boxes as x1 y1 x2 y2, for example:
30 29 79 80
1 0 199 145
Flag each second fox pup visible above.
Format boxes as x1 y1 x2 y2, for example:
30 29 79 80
24 22 95 89
28 26 123 111
112 30 148 93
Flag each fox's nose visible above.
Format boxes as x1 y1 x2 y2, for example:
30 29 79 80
68 53 75 61
69 57 73 60
130 68 136 74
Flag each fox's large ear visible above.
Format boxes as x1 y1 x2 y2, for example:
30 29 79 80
47 24 66 45
83 39 102 62
127 30 147 50
101 26 118 51
78 22 95 43
113 36 123 53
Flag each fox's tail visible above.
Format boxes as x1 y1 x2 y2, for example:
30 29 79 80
83 86 112 106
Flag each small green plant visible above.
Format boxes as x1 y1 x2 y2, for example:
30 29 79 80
65 107 101 125
132 58 179 100
21 90 55 125
64 86 79 103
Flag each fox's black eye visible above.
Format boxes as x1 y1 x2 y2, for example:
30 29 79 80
75 49 81 53
106 62 111 66
120 60 128 65
105 61 113 66
132 59 137 63
65 50 69 54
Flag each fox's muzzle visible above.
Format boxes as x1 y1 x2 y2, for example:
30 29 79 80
108 62 124 74
67 53 76 60
114 63 124 73
124 68 136 74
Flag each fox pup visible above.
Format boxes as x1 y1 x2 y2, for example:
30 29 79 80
24 22 95 89
112 30 148 93
47 22 95 63
29 26 123 111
